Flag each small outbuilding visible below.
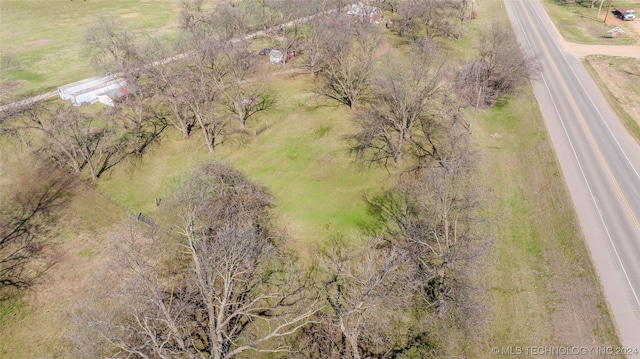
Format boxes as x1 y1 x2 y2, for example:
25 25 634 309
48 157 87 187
58 74 131 107
347 3 383 24
270 49 284 64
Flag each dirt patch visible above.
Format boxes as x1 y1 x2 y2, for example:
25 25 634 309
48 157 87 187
23 39 49 47
374 37 391 59
0 80 26 97
121 13 139 18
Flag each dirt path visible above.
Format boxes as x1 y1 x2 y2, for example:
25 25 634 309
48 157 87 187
564 42 640 59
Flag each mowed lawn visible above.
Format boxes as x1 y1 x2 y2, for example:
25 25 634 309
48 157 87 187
0 0 181 99
96 74 387 251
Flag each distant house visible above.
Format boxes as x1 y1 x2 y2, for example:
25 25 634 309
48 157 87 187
58 74 131 107
346 3 383 24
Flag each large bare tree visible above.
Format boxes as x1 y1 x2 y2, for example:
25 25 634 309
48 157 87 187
366 131 483 318
299 12 342 77
108 91 168 156
349 41 451 168
288 235 417 359
75 161 317 358
456 21 535 108
3 103 119 180
2 101 160 180
314 19 380 110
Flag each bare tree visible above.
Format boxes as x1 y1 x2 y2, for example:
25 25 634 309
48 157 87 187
456 0 469 39
456 21 535 107
109 92 168 156
366 132 483 318
393 0 426 39
74 161 317 358
212 41 276 130
180 41 233 151
142 47 198 138
315 20 380 110
2 100 164 180
391 0 467 40
298 6 353 77
200 1 253 41
349 42 449 168
293 235 415 359
222 89 276 131
3 103 116 180
0 163 72 299
84 15 142 75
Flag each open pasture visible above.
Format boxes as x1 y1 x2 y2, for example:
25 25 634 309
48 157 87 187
0 0 181 101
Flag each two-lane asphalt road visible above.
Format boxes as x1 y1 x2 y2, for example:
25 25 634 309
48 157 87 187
504 0 640 351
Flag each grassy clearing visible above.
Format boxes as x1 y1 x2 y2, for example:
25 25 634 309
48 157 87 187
541 0 639 44
0 0 181 100
228 77 387 250
583 55 640 144
96 74 386 253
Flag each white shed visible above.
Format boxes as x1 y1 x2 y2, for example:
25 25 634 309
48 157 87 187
270 50 284 64
347 3 383 23
58 74 130 107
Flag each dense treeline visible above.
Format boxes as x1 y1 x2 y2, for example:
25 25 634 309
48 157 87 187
1 0 533 356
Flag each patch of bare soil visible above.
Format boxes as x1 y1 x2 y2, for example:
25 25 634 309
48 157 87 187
599 12 640 42
0 80 26 96
24 39 49 47
587 55 640 129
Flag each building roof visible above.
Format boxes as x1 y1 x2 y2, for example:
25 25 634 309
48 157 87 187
58 74 131 106
347 3 381 17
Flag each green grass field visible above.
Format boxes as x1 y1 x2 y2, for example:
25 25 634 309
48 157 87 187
95 75 387 252
0 0 181 100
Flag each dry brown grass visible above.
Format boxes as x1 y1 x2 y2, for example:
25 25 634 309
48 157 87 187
584 55 640 143
0 145 127 357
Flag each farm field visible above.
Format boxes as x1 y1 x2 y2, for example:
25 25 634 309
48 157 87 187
0 0 181 102
0 0 623 357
